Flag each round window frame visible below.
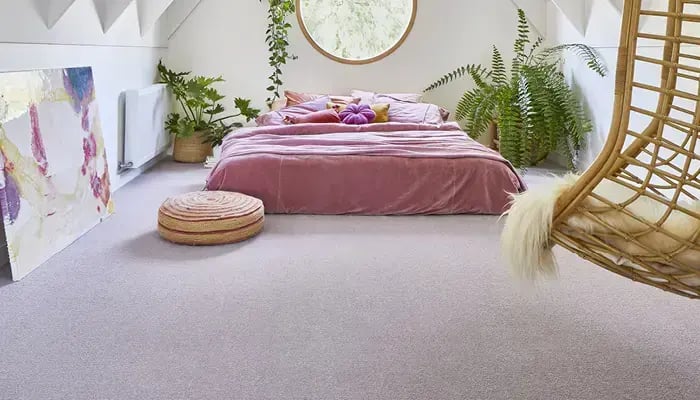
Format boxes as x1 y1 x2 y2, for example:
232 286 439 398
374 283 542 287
295 0 418 65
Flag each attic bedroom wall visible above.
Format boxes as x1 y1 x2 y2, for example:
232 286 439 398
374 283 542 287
547 0 682 169
547 0 621 169
166 0 547 122
0 0 167 191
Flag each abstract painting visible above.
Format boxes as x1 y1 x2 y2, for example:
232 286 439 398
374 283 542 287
0 67 113 280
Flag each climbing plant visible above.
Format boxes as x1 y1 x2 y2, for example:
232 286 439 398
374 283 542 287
260 0 297 106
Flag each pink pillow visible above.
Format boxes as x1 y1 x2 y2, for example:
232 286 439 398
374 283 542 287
256 96 330 126
351 89 423 104
371 91 450 120
388 102 445 125
285 90 359 106
284 109 341 124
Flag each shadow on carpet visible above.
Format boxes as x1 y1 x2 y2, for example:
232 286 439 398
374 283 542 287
119 231 260 261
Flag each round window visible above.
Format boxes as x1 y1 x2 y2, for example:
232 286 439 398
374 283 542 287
296 0 417 64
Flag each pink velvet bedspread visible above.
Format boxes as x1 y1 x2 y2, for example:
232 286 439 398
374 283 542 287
205 122 525 215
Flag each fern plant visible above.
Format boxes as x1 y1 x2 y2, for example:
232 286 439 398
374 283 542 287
425 9 607 169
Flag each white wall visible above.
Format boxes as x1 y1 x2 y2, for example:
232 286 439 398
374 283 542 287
547 0 676 168
0 0 168 190
167 0 545 120
546 0 618 167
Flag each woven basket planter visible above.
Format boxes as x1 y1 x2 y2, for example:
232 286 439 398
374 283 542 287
173 131 212 163
158 191 264 246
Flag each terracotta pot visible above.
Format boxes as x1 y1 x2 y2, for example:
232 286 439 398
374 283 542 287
173 131 212 163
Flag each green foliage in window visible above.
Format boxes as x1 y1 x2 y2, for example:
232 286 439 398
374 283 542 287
300 0 411 60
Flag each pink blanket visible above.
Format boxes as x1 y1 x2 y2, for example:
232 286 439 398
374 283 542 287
206 122 525 215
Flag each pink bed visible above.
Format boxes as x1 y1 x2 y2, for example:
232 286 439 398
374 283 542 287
205 122 525 215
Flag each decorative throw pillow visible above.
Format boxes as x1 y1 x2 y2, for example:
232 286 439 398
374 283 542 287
387 102 445 124
256 96 331 126
284 109 341 124
351 89 423 104
285 90 359 107
328 103 390 123
339 104 376 125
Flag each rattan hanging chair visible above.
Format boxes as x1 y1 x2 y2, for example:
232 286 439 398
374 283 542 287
503 0 700 299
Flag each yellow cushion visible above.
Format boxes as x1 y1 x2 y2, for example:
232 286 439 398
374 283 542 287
327 103 390 123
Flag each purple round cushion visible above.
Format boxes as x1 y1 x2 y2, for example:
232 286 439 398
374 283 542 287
339 104 376 125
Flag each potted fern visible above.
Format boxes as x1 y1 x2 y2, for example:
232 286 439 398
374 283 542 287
425 9 607 170
157 61 260 163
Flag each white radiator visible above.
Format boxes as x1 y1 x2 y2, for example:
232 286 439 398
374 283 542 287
121 84 171 171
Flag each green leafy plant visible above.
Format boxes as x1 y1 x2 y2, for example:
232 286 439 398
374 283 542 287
259 0 297 107
157 61 260 147
425 9 607 170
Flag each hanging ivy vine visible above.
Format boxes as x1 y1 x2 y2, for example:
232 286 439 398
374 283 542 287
260 0 297 106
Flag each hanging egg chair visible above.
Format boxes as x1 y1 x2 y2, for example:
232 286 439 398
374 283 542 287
503 0 700 299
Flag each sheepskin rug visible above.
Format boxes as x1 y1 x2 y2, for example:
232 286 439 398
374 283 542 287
501 174 700 287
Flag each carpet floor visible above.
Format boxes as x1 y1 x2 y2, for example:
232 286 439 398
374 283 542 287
1 161 699 400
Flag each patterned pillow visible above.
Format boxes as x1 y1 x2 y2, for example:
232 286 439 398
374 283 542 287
339 104 377 125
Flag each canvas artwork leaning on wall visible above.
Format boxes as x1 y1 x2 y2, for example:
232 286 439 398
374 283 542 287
0 67 113 280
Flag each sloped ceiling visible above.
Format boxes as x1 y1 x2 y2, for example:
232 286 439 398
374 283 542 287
610 0 624 12
136 0 175 36
550 0 589 35
37 0 638 42
512 0 650 37
93 0 133 33
163 0 203 39
36 0 199 36
34 0 78 29
510 0 548 37
512 0 588 36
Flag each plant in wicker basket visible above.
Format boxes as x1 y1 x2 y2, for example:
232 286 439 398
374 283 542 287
425 9 607 170
157 61 260 162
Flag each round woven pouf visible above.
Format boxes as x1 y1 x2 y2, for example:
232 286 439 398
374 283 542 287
158 191 264 245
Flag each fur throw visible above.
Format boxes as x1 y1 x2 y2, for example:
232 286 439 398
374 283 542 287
501 174 700 286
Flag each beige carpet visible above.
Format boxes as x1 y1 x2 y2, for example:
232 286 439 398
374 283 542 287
0 161 698 400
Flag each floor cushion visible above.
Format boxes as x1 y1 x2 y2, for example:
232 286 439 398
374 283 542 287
158 191 264 245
